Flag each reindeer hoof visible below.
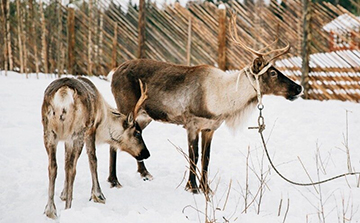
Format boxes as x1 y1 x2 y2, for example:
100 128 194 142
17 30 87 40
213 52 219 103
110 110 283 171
44 203 57 219
90 192 106 204
60 191 67 201
108 176 122 188
112 182 123 188
109 181 122 189
185 182 200 194
186 186 200 194
141 172 153 181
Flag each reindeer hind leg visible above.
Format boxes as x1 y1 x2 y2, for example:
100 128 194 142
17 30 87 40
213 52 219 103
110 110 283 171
86 133 106 203
44 131 58 219
185 129 200 194
64 134 84 209
200 129 214 194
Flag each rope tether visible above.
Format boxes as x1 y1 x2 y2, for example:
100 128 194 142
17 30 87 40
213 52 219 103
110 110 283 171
240 62 360 186
250 107 360 186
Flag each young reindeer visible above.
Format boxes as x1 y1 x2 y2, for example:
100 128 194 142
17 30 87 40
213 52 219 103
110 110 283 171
108 15 303 194
41 77 149 219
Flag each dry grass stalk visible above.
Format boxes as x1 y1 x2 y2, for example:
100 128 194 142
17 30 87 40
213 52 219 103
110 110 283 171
278 196 283 216
170 139 238 222
316 150 326 223
344 109 352 174
297 156 319 194
244 146 250 213
282 198 290 223
222 179 232 211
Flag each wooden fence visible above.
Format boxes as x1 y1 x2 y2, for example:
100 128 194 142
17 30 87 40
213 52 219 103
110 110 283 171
1 0 360 102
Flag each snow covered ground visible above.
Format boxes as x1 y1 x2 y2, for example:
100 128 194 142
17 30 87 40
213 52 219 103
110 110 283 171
0 70 360 223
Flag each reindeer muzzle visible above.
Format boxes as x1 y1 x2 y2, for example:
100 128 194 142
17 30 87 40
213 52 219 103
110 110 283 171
136 148 150 160
287 85 303 101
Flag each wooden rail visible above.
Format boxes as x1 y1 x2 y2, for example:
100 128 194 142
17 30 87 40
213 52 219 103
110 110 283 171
0 0 359 102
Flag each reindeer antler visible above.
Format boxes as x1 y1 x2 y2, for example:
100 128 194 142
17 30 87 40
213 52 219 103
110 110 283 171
258 38 279 53
267 44 290 64
229 14 290 61
133 79 148 120
229 14 264 57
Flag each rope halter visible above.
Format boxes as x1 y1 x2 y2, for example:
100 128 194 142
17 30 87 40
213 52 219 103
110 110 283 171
243 62 272 110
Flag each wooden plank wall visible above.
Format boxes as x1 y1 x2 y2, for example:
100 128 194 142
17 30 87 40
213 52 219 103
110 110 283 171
0 0 359 102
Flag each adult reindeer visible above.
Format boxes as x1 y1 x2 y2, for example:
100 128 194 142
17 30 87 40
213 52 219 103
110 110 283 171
109 15 302 193
42 77 149 218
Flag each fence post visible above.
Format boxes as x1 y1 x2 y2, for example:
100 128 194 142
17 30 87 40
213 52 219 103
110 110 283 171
186 17 192 66
94 2 99 75
1 0 8 75
67 6 75 75
137 0 146 59
22 4 28 78
16 0 24 73
98 10 104 75
88 0 93 75
111 22 117 68
39 0 48 73
29 0 39 78
57 1 62 77
5 0 12 71
218 4 227 71
301 0 311 99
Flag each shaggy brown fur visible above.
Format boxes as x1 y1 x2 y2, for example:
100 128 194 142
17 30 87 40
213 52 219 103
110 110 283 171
42 77 149 219
109 58 302 193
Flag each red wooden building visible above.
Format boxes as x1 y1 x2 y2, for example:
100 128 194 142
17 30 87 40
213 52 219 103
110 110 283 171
323 13 360 51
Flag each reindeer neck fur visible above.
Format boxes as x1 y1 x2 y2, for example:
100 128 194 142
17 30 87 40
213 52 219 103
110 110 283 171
73 78 123 145
95 100 125 145
204 67 258 131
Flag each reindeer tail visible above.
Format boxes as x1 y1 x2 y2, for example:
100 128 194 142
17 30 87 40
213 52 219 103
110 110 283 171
52 86 75 122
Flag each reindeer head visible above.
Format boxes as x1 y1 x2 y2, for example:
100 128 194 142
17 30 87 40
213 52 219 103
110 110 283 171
109 80 150 161
230 15 302 101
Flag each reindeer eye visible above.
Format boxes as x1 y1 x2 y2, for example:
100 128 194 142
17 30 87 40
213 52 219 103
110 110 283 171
134 130 141 138
270 70 277 77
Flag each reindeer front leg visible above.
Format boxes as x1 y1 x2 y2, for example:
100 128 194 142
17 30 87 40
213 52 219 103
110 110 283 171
137 160 153 181
86 133 106 203
200 129 214 194
108 146 122 188
136 116 153 181
185 129 200 193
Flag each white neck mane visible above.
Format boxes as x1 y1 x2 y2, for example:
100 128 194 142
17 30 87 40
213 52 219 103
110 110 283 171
204 68 258 131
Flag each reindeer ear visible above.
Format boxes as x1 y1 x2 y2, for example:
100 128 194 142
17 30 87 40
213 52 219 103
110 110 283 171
252 57 264 74
123 113 135 129
126 113 135 126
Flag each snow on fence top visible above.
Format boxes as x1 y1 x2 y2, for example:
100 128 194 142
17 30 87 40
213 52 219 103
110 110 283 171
276 50 360 102
276 50 360 70
323 13 360 34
